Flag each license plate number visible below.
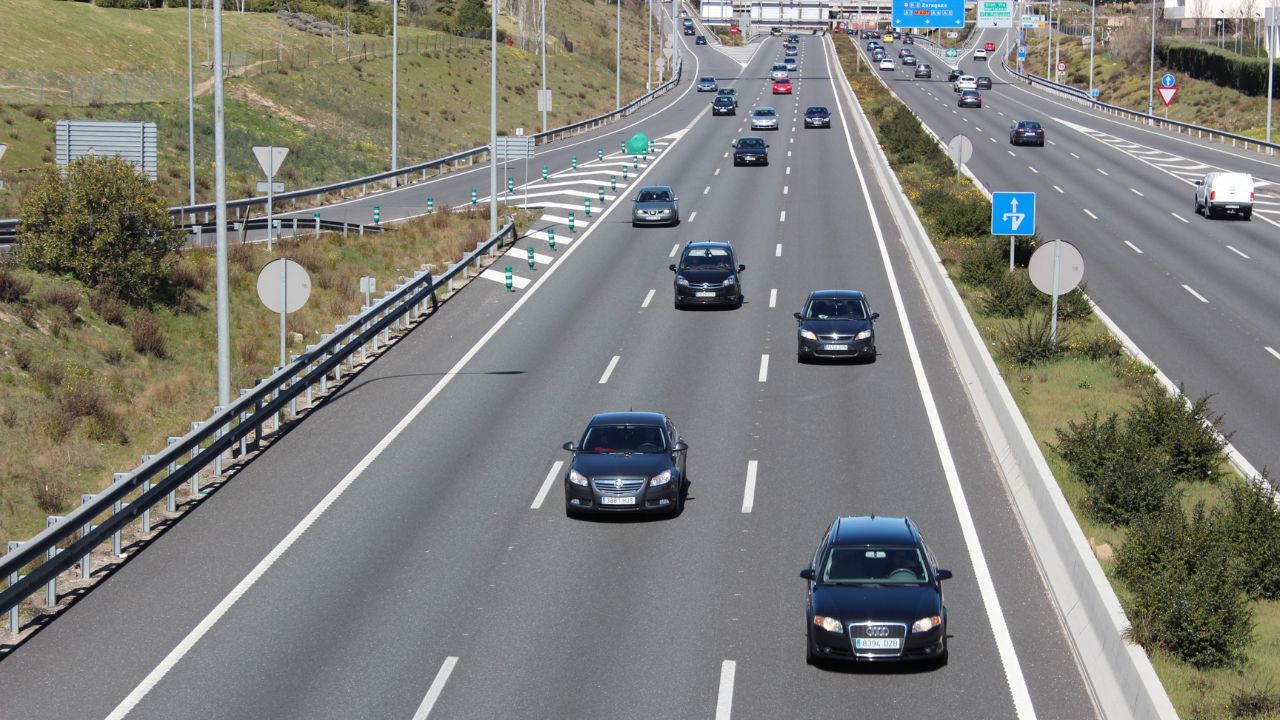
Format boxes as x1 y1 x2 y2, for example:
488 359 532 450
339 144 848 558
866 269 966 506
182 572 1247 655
824 344 849 351
600 496 636 505
696 291 716 298
854 638 901 650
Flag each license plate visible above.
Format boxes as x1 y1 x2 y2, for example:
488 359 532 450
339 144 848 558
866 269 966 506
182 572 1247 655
1225 205 1239 209
824 344 849 351
600 496 636 505
854 638 901 650
696 291 716 298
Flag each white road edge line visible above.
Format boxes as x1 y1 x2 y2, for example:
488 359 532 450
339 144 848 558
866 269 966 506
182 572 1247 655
769 288 778 308
530 461 564 510
100 89 712 720
1124 240 1144 254
411 656 459 720
758 354 770 383
1182 284 1209 303
598 355 621 384
715 659 736 720
822 34 1036 719
741 461 758 514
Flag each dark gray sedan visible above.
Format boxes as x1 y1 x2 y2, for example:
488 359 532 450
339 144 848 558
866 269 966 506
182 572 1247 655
794 289 879 362
631 185 679 226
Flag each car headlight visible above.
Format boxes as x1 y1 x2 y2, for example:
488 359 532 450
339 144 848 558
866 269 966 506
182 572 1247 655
722 275 736 286
855 329 872 341
649 469 673 486
912 615 942 633
799 329 818 341
568 469 589 487
813 615 843 633
676 275 690 287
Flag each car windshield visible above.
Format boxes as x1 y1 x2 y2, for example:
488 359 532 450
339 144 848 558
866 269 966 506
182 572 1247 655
637 189 672 202
681 247 734 270
580 424 668 454
754 109 775 117
719 88 735 95
1021 122 1041 130
804 298 868 320
823 546 930 585
806 107 827 115
700 77 715 83
738 138 765 149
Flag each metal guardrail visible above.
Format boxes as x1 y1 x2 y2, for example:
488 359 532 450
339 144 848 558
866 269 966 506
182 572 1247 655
0 220 518 629
0 57 684 243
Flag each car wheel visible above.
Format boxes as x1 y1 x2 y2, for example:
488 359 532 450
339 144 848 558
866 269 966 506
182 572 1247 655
734 294 743 309
674 299 684 310
936 636 949 667
631 220 639 228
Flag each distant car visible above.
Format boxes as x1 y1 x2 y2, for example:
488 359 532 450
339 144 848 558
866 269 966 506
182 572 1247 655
1009 120 1045 146
731 136 769 166
716 87 738 107
671 241 745 309
903 54 917 66
974 48 988 61
954 74 977 92
1195 171 1255 219
712 95 737 115
958 89 982 107
696 34 707 45
882 33 894 42
783 56 798 71
914 63 932 78
631 185 679 227
803 105 831 128
794 290 879 362
801 515 952 665
771 26 783 36
697 76 718 92
902 34 914 44
772 78 793 94
976 75 992 89
561 411 688 517
872 48 886 62
785 44 799 56
898 48 913 58
750 106 779 130
947 67 965 82
684 26 695 35
878 57 895 70
770 63 790 80
984 41 997 51
866 40 882 51
789 33 800 43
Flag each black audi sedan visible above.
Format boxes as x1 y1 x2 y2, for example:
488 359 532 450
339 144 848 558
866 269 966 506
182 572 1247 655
794 289 878 362
1010 120 1045 146
957 89 982 108
801 515 952 666
562 412 688 517
731 136 769 166
671 241 745 309
803 106 831 128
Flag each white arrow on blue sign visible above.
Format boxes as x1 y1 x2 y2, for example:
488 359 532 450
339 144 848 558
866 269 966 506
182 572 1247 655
1017 45 1027 59
1161 73 1176 88
991 191 1036 235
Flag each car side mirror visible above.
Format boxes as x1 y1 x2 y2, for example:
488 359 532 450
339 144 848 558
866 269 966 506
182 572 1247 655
673 440 689 452
738 264 746 272
936 569 953 581
562 441 576 452
793 311 803 321
800 568 815 581
1193 179 1202 185
669 264 678 272
765 144 770 148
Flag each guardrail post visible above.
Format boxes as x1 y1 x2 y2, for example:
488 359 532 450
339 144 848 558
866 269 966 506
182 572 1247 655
195 225 203 247
343 223 349 237
79 494 94 578
109 474 128 556
166 437 180 512
314 213 321 237
140 455 156 533
212 406 226 475
45 516 63 606
359 224 365 237
292 218 298 233
189 422 204 494
6 541 20 633
289 360 300 417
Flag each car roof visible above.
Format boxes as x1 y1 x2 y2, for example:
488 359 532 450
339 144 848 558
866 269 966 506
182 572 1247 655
589 411 667 426
753 106 776 112
700 76 715 80
637 185 673 192
806 289 866 301
830 515 921 546
684 240 734 252
805 106 829 112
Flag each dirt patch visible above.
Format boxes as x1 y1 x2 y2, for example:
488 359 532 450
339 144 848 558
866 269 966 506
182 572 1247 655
230 84 315 130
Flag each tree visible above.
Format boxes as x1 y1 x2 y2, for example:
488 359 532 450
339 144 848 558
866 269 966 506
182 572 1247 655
16 155 186 306
453 0 489 33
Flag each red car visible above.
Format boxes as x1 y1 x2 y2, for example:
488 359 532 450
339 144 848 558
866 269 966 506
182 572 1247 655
984 41 996 52
772 78 793 94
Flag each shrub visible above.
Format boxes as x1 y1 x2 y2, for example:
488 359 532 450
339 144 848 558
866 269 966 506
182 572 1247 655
1125 385 1227 486
1085 442 1180 525
17 303 38 328
91 290 127 326
36 284 82 316
29 470 72 514
129 311 167 357
1077 333 1124 361
1049 286 1093 323
1054 411 1123 487
167 259 207 292
0 267 33 302
982 271 1040 318
1218 475 1280 600
928 192 991 239
997 312 1067 366
101 345 124 365
1227 682 1280 718
879 105 935 164
1115 503 1253 669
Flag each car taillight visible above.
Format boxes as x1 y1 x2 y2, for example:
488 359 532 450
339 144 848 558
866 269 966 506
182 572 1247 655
1251 191 1255 201
1210 191 1216 201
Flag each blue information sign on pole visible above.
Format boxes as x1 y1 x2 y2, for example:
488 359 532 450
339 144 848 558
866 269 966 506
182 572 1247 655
893 0 965 28
1017 45 1027 59
991 192 1036 235
1160 73 1176 88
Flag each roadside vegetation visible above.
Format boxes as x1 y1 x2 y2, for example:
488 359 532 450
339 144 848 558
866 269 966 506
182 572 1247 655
836 36 1280 718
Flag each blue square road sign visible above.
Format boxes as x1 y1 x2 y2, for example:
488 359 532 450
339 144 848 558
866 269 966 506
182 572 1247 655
893 0 965 28
991 192 1036 235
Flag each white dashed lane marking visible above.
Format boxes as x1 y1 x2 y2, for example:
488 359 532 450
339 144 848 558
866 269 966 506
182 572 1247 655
598 355 620 384
1227 245 1250 259
1182 284 1209 303
641 288 655 308
1124 241 1143 254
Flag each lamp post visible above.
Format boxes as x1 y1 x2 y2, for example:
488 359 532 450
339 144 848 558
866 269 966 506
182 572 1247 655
490 0 498 237
1088 0 1096 97
616 0 622 109
648 0 653 91
541 0 548 132
186 0 196 211
1047 0 1054 79
1147 0 1158 116
391 0 399 187
1267 0 1276 143
213 0 230 408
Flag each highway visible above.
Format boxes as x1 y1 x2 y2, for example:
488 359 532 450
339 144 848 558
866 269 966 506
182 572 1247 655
0 33 1097 719
863 31 1280 477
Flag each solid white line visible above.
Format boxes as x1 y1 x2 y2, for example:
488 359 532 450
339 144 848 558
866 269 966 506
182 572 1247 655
775 243 782 257
1052 185 1064 194
1129 188 1144 197
741 462 758 514
530 461 563 510
1171 212 1189 223
1124 240 1144 254
779 210 786 222
669 243 680 257
758 354 769 383
412 656 459 720
1267 346 1280 362
769 288 777 308
689 211 697 222
1083 208 1098 220
1226 245 1250 259
715 660 736 720
642 288 656 308
1182 284 1209 303
598 355 620 384
823 34 1036 719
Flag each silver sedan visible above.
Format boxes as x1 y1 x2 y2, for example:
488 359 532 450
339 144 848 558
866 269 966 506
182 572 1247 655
750 107 779 130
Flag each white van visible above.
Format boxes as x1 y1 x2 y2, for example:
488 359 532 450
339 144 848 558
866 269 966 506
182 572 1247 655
1194 172 1254 220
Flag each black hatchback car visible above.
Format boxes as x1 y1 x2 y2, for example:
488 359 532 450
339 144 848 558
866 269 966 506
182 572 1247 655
731 136 769 166
671 241 745 309
563 411 688 517
976 75 992 89
794 289 878 362
696 34 707 45
712 95 737 116
947 67 964 82
801 515 953 666
803 106 831 128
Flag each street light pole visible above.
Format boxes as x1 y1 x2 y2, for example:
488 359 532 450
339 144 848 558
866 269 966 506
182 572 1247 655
1088 0 1096 97
616 0 622 109
490 0 498 237
1047 0 1053 78
212 0 230 409
541 0 548 132
648 0 653 92
1267 0 1276 143
187 0 196 211
391 0 398 186
1147 0 1158 115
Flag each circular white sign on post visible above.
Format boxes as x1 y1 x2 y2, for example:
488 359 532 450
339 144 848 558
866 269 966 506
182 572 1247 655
256 258 312 314
948 134 973 165
1028 240 1084 295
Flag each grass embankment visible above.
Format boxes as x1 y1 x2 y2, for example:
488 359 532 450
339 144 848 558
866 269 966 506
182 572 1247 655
0 0 659 215
0 206 534 543
835 35 1280 718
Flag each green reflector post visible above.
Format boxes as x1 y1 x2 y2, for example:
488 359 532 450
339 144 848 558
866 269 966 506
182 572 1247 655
505 266 513 291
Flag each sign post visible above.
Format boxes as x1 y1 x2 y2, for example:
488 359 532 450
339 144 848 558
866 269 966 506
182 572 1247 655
1157 75 1178 119
0 144 6 190
252 145 289 250
256 258 311 367
991 191 1037 270
947 134 973 181
1028 239 1084 346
